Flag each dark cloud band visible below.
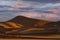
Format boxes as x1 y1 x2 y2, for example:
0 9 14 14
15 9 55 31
0 0 60 3
23 0 60 3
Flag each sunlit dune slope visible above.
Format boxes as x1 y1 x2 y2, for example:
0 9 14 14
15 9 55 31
0 16 60 36
0 16 51 29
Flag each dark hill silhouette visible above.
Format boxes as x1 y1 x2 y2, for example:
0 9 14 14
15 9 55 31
7 16 39 27
0 16 60 35
6 16 51 28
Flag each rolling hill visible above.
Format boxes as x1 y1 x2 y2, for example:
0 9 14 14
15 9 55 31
0 16 60 35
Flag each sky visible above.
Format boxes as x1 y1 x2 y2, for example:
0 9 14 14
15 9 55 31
0 0 60 22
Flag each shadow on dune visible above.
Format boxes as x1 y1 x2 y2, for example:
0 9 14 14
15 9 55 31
0 16 60 37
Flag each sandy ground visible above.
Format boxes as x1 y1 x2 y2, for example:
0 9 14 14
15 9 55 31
19 34 60 38
0 34 60 40
0 39 59 40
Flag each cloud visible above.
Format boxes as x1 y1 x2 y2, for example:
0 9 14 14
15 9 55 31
0 0 60 3
23 0 60 3
18 12 60 21
0 12 17 22
1 5 60 22
0 0 60 22
43 6 60 14
42 14 60 21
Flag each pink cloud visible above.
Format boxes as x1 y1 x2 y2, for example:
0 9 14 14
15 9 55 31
44 6 60 14
18 12 60 21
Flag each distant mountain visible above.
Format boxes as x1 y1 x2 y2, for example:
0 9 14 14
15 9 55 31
0 16 60 35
